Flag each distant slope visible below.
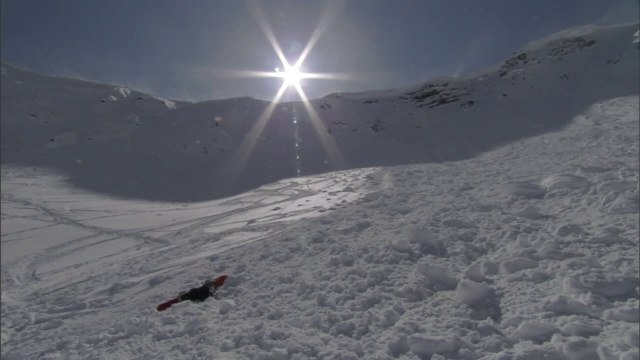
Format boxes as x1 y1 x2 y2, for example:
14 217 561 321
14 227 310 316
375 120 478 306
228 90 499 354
1 22 638 202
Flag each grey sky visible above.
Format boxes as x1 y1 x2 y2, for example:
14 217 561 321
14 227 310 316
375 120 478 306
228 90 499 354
2 0 638 102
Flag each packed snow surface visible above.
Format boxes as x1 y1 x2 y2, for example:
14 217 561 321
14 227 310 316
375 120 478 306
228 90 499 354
1 22 639 359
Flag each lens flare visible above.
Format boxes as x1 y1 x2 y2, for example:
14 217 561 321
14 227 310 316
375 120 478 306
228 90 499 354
217 0 349 191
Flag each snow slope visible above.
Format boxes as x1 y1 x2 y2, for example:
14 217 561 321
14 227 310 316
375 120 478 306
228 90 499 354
1 22 639 359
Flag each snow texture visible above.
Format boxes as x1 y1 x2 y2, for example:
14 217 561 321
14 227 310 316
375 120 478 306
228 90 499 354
1 22 639 360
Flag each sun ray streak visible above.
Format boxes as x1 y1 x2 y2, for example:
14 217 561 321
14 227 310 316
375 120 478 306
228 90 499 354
219 0 349 191
301 72 353 81
246 0 289 68
295 0 345 69
224 69 290 78
295 85 347 169
217 84 288 192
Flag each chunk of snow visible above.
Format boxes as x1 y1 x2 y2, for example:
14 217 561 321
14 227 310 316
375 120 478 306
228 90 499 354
386 335 409 356
560 271 639 297
500 257 539 274
404 226 443 255
455 280 494 305
218 300 235 315
538 295 592 316
395 284 426 302
562 338 599 360
388 238 412 253
560 321 602 337
509 321 558 343
603 303 640 323
416 262 458 290
407 334 460 357
623 327 640 347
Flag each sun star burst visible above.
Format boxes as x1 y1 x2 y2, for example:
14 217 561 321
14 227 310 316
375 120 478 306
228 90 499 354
216 0 349 193
276 65 303 88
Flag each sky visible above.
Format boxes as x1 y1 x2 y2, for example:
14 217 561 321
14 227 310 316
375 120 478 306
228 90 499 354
1 0 639 102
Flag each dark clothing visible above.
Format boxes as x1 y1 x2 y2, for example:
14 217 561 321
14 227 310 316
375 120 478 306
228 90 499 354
179 285 213 303
157 276 227 311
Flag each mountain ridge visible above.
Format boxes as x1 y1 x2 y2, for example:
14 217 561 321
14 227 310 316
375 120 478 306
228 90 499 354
1 22 638 202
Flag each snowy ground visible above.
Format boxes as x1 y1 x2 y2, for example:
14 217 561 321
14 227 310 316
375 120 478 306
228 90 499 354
2 95 638 359
1 22 639 360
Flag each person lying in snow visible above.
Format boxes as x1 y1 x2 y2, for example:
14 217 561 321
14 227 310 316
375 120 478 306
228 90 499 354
156 275 228 311
178 283 216 302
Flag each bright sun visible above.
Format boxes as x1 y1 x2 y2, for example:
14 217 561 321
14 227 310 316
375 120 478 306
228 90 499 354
217 0 348 190
276 65 302 87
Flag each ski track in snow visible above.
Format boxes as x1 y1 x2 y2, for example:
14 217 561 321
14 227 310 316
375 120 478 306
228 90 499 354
1 95 638 360
1 166 379 357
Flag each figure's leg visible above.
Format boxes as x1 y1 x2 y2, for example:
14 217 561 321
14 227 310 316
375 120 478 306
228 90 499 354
178 290 197 302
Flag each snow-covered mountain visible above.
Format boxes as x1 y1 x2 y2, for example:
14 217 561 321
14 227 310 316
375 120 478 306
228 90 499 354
2 22 638 202
1 22 639 359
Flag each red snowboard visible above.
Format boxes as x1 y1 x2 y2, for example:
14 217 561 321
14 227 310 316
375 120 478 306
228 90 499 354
156 275 228 312
156 298 180 312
